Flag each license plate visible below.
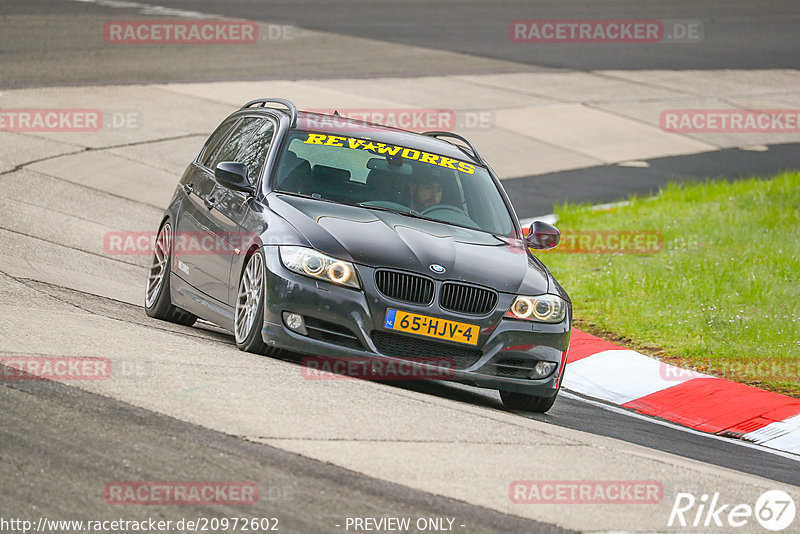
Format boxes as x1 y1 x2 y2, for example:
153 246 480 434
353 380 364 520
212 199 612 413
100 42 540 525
384 309 479 346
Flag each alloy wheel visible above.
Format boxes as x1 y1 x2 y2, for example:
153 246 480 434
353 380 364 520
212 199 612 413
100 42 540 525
235 252 264 344
146 222 171 309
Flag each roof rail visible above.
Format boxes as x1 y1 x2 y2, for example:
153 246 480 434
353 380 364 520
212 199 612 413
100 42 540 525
240 98 298 127
422 131 482 163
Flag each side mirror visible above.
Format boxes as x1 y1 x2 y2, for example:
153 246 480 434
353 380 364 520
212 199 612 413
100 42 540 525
525 221 560 250
215 162 255 195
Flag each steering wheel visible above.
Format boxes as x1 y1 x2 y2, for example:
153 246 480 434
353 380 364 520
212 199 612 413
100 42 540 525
420 204 469 218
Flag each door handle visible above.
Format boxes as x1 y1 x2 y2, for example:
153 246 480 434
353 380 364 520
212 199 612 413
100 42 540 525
183 182 195 195
204 196 217 210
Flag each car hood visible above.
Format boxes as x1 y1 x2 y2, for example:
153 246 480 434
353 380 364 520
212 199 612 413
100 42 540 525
270 194 550 295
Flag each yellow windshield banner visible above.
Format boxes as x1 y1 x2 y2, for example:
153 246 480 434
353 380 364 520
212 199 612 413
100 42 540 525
302 133 476 175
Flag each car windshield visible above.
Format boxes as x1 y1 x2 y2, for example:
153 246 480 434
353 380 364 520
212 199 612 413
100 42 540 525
272 131 515 236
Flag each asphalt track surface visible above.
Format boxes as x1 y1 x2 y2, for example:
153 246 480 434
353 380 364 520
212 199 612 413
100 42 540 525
148 0 800 70
507 142 800 217
3 0 800 87
1 356 570 534
2 0 800 532
4 0 799 214
3 280 799 510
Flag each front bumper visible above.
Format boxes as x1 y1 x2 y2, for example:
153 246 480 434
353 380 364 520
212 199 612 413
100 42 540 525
260 247 571 396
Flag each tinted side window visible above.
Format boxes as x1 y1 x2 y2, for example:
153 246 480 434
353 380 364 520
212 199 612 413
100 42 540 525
238 121 275 184
205 117 264 170
199 120 236 167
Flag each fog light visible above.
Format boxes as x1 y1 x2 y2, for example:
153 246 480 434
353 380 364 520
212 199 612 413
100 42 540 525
530 361 556 379
283 312 306 335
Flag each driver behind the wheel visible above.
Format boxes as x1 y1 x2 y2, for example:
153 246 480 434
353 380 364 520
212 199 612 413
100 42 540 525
409 174 444 212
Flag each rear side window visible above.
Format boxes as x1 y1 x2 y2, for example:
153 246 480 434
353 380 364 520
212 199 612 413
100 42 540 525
238 120 275 184
204 117 264 170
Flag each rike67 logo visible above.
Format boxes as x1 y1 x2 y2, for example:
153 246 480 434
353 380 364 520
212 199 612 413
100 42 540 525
669 490 796 531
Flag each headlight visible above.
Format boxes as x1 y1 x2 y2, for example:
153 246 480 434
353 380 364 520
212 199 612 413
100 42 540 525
279 246 360 289
505 294 566 323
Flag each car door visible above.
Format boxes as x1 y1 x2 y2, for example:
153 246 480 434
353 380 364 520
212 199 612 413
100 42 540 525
208 118 277 306
174 116 264 304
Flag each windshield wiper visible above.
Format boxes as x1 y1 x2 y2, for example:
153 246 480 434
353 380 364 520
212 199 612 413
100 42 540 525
359 203 500 235
276 191 338 204
354 203 471 226
354 203 432 219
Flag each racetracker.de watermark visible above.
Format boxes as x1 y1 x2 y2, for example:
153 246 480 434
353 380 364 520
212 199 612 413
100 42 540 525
0 109 141 132
509 480 663 504
660 109 800 133
0 517 280 533
510 19 703 43
104 482 258 505
302 109 493 133
535 230 663 254
104 20 258 44
301 356 457 381
305 108 454 133
104 231 259 256
659 359 800 382
0 356 111 381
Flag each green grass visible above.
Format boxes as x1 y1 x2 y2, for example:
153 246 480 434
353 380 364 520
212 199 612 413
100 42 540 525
533 172 800 397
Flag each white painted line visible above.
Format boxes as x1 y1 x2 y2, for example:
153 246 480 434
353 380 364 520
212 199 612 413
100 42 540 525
561 391 800 462
69 0 220 19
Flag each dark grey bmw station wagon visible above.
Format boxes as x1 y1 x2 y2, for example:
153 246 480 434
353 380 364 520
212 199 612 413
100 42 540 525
145 98 571 412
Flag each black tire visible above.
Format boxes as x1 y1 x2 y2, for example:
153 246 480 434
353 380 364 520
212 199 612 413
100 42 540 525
234 249 280 357
144 220 197 326
500 390 558 413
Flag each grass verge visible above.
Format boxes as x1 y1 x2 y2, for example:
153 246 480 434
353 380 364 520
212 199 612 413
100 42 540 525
533 172 800 397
